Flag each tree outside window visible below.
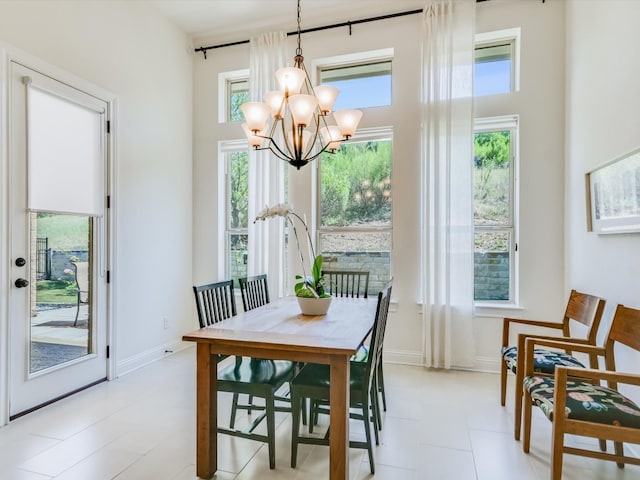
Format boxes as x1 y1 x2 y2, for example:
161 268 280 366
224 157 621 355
474 128 514 302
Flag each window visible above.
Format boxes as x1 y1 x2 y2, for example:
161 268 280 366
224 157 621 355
318 130 392 295
475 28 520 96
314 49 394 110
218 69 249 123
474 117 518 303
228 79 249 122
225 149 249 283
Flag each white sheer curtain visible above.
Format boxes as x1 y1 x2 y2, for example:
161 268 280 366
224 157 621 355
420 0 476 368
247 32 288 297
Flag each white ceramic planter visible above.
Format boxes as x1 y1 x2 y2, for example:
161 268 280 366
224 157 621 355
296 296 333 316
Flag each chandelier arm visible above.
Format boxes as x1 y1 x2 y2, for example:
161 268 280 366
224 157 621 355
280 116 296 158
258 122 297 162
299 143 333 164
303 115 322 159
267 145 298 164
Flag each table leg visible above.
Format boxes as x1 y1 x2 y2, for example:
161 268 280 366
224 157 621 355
329 355 350 480
196 343 217 478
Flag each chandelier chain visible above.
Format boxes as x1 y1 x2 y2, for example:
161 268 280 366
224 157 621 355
296 0 302 56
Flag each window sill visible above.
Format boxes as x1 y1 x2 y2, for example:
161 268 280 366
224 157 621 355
474 302 524 317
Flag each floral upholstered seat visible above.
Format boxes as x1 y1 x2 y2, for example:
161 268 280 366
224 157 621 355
500 289 606 441
524 375 640 427
502 346 586 375
521 304 640 480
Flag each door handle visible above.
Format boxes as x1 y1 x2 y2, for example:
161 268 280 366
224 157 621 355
15 278 29 288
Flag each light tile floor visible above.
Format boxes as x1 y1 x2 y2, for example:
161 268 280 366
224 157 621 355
1 347 638 479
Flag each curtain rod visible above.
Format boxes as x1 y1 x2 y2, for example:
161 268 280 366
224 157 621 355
195 8 422 58
194 0 543 59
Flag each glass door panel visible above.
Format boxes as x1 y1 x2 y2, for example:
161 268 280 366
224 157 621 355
30 213 93 374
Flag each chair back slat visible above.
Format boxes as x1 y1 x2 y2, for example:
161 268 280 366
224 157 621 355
364 279 393 390
238 274 270 312
564 289 606 342
193 280 236 328
322 270 370 299
606 304 640 353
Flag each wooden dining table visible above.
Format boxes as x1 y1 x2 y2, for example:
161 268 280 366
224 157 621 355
182 295 378 480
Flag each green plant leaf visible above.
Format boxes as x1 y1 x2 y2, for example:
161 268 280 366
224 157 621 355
312 255 322 283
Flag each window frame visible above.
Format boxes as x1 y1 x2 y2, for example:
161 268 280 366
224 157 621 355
475 28 521 96
311 48 394 110
473 116 519 306
217 69 249 123
219 139 250 283
315 127 394 288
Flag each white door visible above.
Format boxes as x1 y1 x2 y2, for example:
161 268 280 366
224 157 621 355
8 61 109 418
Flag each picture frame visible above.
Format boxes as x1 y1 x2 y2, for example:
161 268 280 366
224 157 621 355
586 147 640 234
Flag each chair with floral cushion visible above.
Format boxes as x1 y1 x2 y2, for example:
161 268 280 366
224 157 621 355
501 289 606 440
522 304 640 480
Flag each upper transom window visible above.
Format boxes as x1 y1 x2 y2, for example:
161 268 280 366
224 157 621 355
475 28 520 97
314 49 394 111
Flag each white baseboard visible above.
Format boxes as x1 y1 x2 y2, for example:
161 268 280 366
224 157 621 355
385 349 423 366
115 339 189 377
468 355 501 373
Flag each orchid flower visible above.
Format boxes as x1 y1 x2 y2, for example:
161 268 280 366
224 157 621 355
254 203 325 298
254 203 291 221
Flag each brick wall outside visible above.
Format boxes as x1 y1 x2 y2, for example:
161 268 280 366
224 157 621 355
474 251 509 301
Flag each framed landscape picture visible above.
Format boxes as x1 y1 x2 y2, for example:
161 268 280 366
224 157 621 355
586 147 640 234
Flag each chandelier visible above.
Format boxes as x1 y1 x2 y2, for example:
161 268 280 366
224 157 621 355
240 0 363 170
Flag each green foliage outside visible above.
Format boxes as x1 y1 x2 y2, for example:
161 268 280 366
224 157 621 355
36 213 89 250
36 280 77 304
474 131 510 225
229 152 249 229
320 140 392 227
36 213 88 304
230 89 249 122
474 131 511 251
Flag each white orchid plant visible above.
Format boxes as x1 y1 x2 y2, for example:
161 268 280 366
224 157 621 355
254 203 329 298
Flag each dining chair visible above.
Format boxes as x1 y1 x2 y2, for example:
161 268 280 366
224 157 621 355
193 280 243 423
290 279 393 474
238 274 270 311
322 269 369 299
500 289 606 440
71 261 89 327
192 279 297 468
321 268 388 418
522 304 640 480
237 274 273 421
193 279 237 328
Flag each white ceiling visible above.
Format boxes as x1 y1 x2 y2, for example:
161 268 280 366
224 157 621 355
149 0 426 45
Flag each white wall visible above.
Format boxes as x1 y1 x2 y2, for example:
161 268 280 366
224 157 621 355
565 1 640 376
473 0 567 371
192 0 567 370
0 1 194 374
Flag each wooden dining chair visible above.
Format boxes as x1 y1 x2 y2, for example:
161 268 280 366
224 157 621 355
238 274 270 311
290 279 393 474
322 269 369 299
522 304 640 480
193 279 237 328
501 289 606 440
192 279 296 469
322 269 388 420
